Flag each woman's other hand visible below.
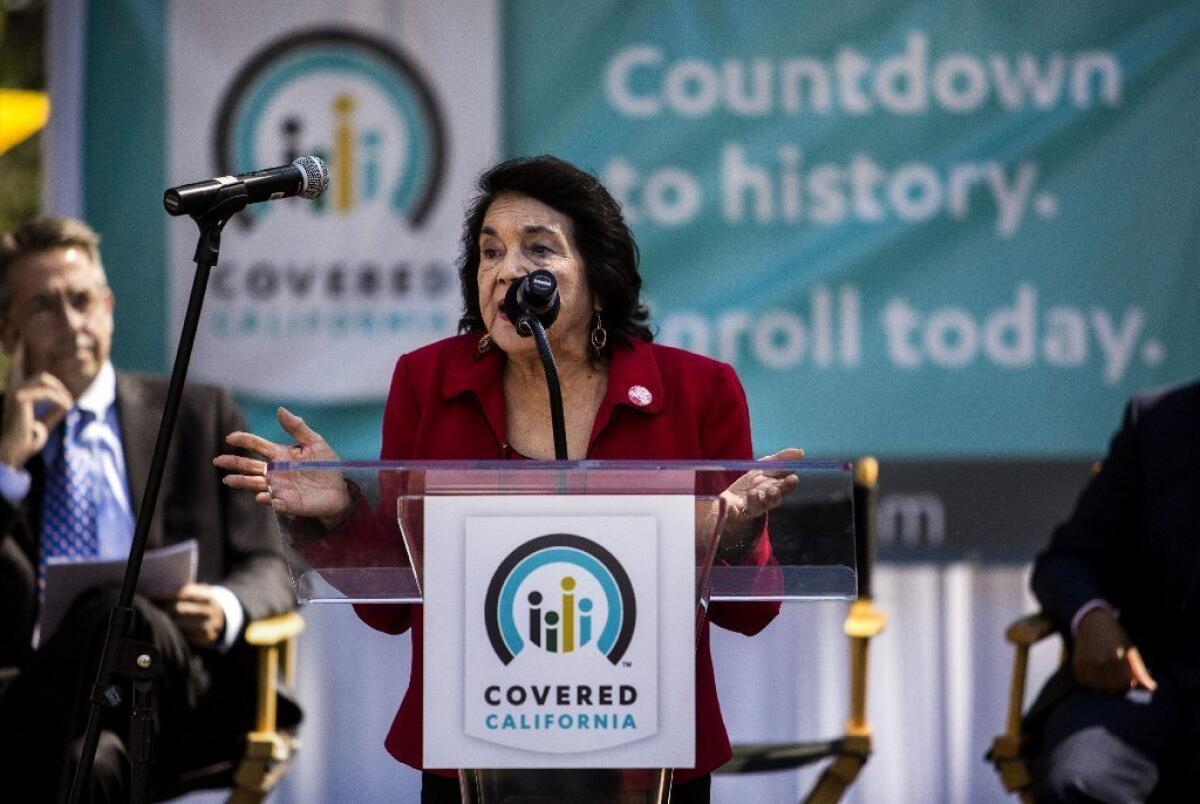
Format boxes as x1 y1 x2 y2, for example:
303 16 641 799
721 447 804 526
712 447 803 554
213 406 351 522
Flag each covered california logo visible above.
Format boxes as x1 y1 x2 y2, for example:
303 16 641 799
485 534 637 666
212 27 446 230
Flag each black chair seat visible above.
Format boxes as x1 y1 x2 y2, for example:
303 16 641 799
719 739 843 774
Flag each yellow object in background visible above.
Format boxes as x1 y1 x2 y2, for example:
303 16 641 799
0 89 50 155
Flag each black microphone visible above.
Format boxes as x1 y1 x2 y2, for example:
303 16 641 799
503 269 561 334
163 155 330 216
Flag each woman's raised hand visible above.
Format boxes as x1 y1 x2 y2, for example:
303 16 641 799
213 406 352 521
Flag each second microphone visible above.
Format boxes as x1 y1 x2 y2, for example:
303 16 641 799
163 155 330 216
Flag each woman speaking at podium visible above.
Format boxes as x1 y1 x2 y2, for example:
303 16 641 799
217 155 800 803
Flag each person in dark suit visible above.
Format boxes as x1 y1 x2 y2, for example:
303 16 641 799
0 216 296 801
1030 381 1200 802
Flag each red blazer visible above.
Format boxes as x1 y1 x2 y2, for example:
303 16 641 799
355 333 779 779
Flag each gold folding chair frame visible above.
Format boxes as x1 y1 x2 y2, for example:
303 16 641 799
987 612 1057 803
718 458 886 804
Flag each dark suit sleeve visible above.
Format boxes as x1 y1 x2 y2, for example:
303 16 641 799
701 362 781 637
211 387 296 625
1031 399 1142 637
0 495 29 580
0 394 38 664
0 496 20 537
0 516 37 666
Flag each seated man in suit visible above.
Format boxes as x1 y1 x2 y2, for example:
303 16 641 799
0 216 296 800
1030 381 1200 802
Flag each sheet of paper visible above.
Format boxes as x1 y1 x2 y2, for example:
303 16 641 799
38 539 199 643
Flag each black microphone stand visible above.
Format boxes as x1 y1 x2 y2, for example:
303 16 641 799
515 314 568 460
68 184 249 804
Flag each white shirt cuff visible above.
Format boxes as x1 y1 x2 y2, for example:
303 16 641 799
1071 598 1119 637
209 584 245 653
0 463 31 506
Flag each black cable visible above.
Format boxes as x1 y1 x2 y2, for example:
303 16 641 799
519 315 567 460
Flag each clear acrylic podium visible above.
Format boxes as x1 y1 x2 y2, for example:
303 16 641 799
266 460 857 803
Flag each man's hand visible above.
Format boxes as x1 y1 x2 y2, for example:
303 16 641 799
160 583 227 647
0 346 73 468
1072 606 1157 693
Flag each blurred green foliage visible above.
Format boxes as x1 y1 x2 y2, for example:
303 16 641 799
0 0 46 232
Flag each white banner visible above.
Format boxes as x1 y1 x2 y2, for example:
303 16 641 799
166 0 499 401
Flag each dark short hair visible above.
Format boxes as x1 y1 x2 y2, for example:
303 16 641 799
0 216 106 315
456 155 652 355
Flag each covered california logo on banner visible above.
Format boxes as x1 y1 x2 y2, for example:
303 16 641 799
211 29 447 233
167 3 498 402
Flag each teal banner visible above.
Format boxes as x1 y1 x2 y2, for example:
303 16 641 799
75 1 1200 458
504 1 1200 456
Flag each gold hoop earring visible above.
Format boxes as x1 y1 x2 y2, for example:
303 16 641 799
590 313 607 356
476 332 493 359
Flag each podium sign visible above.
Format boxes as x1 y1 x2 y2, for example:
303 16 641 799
424 495 695 768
